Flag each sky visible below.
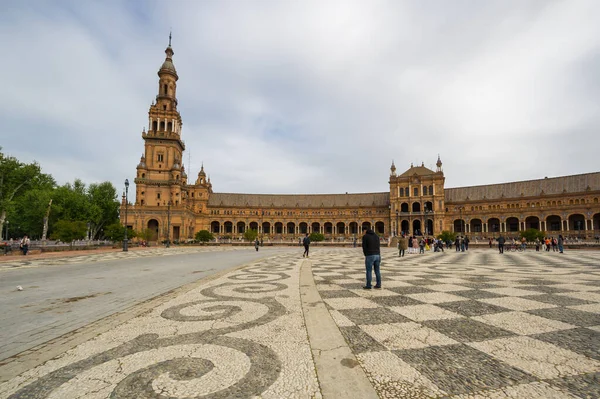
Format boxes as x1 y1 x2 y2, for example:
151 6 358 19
1 0 599 197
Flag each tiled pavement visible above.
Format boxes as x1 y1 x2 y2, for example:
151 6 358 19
0 248 599 398
314 249 600 398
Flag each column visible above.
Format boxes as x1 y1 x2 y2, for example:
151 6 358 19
484 222 488 233
149 117 152 131
585 220 588 231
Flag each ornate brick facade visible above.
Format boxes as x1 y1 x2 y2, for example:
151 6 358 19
122 42 600 241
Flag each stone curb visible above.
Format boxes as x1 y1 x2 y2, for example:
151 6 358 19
300 259 379 399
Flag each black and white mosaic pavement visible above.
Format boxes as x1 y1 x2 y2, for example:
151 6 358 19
1 247 599 398
313 248 600 398
0 253 319 398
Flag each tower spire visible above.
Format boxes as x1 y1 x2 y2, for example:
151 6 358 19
168 31 172 47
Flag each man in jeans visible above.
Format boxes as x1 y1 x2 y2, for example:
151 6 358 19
362 227 381 289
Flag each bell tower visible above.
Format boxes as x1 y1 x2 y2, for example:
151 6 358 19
135 34 186 208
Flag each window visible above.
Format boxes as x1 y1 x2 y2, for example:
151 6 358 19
163 84 168 95
157 154 164 162
399 187 404 197
414 187 419 197
423 186 428 195
152 121 157 131
429 185 434 195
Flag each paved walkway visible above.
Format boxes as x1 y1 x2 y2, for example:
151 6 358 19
0 248 599 398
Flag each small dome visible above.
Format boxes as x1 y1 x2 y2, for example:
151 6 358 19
172 162 180 170
160 59 177 75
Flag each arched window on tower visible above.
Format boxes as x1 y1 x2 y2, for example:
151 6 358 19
152 121 157 132
160 121 165 131
163 84 168 95
167 122 172 132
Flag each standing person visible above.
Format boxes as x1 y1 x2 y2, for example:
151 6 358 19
419 238 425 254
551 237 557 252
302 233 311 258
464 236 470 251
408 236 413 254
497 235 505 254
254 239 260 251
535 238 541 251
558 235 564 253
460 236 465 252
455 236 460 252
489 238 493 248
521 236 527 251
20 235 30 255
398 234 408 257
412 236 419 254
362 226 381 289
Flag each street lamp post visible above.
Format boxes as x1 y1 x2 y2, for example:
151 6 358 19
395 210 399 236
166 200 171 248
123 179 129 252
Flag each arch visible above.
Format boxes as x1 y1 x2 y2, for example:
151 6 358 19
525 216 540 230
471 218 483 233
546 215 561 232
210 221 220 234
506 217 519 232
594 198 598 203
401 203 409 212
453 219 465 233
152 121 158 132
311 222 320 233
361 222 371 232
167 122 173 132
488 218 501 233
223 221 233 234
262 222 271 235
324 222 333 235
287 222 295 234
237 221 245 234
401 220 409 235
160 121 165 131
593 213 600 234
349 222 359 235
425 219 434 236
336 222 345 235
147 219 159 240
568 214 586 235
413 220 422 235
375 221 385 235
299 222 308 234
412 202 421 212
274 222 283 234
249 221 259 231
163 83 168 95
424 201 433 211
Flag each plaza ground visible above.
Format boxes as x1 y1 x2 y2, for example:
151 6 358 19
0 247 599 398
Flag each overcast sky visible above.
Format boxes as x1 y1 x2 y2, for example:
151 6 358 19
1 1 599 197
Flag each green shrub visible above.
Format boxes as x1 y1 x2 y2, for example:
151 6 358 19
309 232 325 242
195 230 214 242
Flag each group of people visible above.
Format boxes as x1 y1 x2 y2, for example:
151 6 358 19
396 235 447 256
494 235 564 253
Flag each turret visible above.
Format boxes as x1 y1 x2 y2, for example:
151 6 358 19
390 160 396 176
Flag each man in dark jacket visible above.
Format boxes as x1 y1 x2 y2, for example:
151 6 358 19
302 233 311 258
497 235 506 254
362 228 381 289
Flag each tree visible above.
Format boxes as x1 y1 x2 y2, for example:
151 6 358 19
87 182 120 239
309 232 325 242
0 148 54 236
520 228 545 242
50 220 87 245
137 228 154 243
437 230 456 243
243 229 258 242
103 222 136 242
195 230 214 242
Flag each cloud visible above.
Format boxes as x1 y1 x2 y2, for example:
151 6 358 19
1 0 599 196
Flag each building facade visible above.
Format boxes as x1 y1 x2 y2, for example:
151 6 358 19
122 42 600 241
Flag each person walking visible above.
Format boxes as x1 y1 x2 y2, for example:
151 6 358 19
20 235 30 255
455 236 460 252
535 238 541 251
302 233 311 258
497 235 505 254
398 234 408 257
551 237 557 252
419 238 425 254
362 226 381 289
558 235 564 253
254 239 260 251
489 238 493 248
464 236 470 251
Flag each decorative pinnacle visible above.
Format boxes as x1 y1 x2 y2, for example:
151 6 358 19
168 31 172 47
